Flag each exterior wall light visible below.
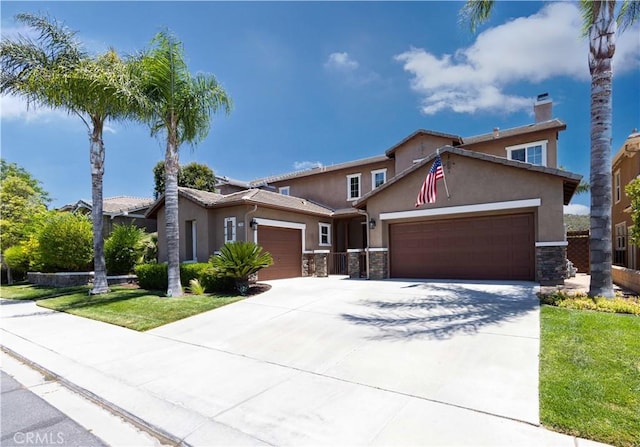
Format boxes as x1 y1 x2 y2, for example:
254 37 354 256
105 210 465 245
369 218 376 230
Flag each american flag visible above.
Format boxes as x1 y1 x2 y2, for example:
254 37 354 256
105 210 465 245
415 155 444 207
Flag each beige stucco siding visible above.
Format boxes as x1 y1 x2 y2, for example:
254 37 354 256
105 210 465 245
393 134 461 173
462 129 560 169
364 154 566 247
270 160 394 210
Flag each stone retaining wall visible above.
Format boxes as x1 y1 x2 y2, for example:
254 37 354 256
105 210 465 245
612 265 640 294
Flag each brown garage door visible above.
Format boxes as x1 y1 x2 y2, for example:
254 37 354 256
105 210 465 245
389 213 535 280
257 226 302 280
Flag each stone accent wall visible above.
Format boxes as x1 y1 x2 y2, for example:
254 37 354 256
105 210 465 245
612 265 640 294
27 272 137 287
302 254 313 277
348 251 362 279
314 252 328 277
369 250 388 280
535 246 566 286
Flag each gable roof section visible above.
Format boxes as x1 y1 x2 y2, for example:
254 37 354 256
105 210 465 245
385 129 463 157
612 131 640 168
354 145 582 207
460 119 566 145
146 187 333 218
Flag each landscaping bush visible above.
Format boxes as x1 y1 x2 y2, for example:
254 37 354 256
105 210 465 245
200 267 234 293
135 263 167 290
540 291 640 316
105 224 146 275
209 241 273 295
38 212 93 272
135 262 211 291
3 243 30 281
188 278 205 295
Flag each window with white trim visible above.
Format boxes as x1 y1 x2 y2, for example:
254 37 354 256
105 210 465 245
615 223 627 250
347 173 361 200
224 217 236 243
506 140 548 166
319 223 331 246
371 169 387 189
615 170 621 203
279 186 290 196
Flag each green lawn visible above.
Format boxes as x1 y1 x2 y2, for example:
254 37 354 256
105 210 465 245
1 284 244 331
540 305 640 447
0 283 90 300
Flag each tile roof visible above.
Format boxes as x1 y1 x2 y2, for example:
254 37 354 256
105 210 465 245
460 119 566 145
59 196 154 214
250 155 389 185
353 145 582 207
147 187 333 217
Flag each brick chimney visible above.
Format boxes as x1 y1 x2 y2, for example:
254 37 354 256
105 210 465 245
534 93 552 123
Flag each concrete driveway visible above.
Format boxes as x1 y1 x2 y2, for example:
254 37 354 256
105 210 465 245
149 276 542 443
2 276 569 446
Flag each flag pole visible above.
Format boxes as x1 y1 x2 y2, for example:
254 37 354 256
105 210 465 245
437 148 451 199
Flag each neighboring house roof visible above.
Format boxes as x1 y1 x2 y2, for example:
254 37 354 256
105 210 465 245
353 145 582 207
250 154 389 185
214 175 252 189
385 129 463 157
460 119 567 146
59 196 154 215
612 131 640 168
146 187 334 218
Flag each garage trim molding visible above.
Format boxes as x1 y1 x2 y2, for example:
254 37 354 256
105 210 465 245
379 198 541 221
535 241 568 247
253 217 306 252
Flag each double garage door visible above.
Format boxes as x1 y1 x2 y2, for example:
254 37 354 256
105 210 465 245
389 213 535 281
257 226 302 281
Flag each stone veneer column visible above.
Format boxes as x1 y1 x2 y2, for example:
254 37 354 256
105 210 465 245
302 253 314 277
347 249 363 278
368 249 388 280
536 245 567 286
313 250 329 277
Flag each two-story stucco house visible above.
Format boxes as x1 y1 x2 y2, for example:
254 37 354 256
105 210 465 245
147 95 582 285
611 130 640 269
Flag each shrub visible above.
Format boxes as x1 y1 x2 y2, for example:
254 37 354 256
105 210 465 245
200 267 234 293
142 232 158 263
209 241 273 295
105 224 146 275
38 212 93 272
135 263 167 290
3 244 30 273
539 291 640 316
135 262 210 291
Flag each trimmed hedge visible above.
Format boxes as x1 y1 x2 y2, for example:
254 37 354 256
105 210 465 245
135 263 224 292
200 268 234 294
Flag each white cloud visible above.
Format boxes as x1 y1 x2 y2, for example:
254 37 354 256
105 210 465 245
0 94 69 122
395 2 640 115
293 160 323 170
564 204 590 215
324 52 359 72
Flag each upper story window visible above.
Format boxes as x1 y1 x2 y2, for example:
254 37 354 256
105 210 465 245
319 223 331 246
279 186 290 196
224 217 236 243
346 173 361 201
371 169 387 189
615 170 621 203
506 140 548 166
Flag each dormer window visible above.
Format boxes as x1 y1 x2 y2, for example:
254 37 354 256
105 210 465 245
506 140 548 166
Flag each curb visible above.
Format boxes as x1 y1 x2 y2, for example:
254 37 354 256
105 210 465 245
1 345 186 447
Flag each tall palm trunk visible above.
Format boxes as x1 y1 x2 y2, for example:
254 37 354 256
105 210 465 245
89 120 109 294
588 0 616 298
165 117 182 297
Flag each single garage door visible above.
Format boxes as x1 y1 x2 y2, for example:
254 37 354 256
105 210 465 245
389 213 534 280
257 226 302 280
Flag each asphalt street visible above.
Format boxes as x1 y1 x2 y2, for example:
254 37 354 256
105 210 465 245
1 370 106 447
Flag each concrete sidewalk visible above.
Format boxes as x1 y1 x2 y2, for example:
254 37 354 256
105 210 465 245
1 278 609 446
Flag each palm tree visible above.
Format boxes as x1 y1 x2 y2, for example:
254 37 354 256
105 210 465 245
1 14 146 294
460 0 639 298
140 30 231 297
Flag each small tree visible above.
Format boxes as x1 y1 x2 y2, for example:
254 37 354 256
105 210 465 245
104 224 146 275
626 178 640 245
209 241 273 295
153 161 217 199
38 212 93 272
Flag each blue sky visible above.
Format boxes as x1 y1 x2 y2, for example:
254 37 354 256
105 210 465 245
1 1 639 214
